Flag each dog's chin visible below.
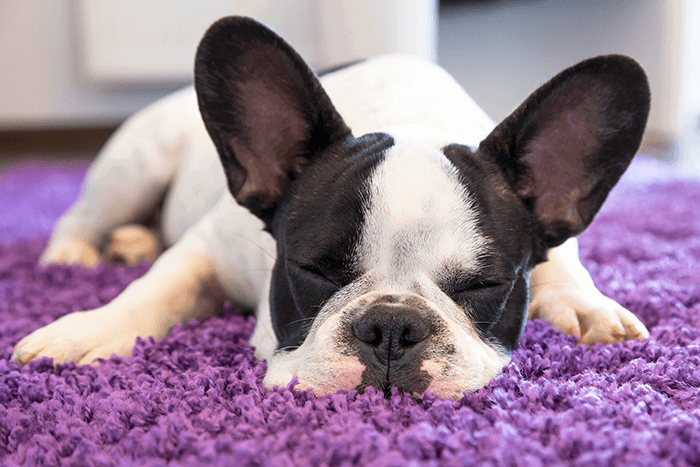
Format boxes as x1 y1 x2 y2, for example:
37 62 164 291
261 303 511 399
262 346 510 400
263 354 505 400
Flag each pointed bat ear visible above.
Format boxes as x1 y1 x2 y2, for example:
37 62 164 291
479 54 650 248
194 16 351 224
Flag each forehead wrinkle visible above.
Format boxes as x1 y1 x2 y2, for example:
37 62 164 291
358 138 486 289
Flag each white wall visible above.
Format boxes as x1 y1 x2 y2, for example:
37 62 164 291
437 0 679 155
676 0 700 174
0 1 170 129
0 0 436 130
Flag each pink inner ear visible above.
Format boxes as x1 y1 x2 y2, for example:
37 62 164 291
231 75 310 209
516 79 607 236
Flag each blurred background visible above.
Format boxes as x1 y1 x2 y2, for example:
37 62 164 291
0 0 696 175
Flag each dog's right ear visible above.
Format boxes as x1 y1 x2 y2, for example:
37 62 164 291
194 16 351 225
478 55 650 253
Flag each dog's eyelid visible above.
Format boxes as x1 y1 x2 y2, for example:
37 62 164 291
455 280 503 293
443 271 513 295
289 260 322 276
289 261 341 288
466 279 506 290
288 259 322 274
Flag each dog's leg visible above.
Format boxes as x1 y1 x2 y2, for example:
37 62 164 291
40 89 198 268
41 129 175 267
14 193 275 366
528 238 649 344
13 234 224 366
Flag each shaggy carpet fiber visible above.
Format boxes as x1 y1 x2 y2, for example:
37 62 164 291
1 157 699 466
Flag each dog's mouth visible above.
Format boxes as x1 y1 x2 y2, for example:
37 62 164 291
354 344 436 398
347 323 509 399
366 377 432 400
264 334 507 400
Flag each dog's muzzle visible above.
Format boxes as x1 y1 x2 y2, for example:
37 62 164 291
349 295 444 396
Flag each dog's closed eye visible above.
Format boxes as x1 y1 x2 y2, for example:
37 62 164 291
290 262 342 290
442 274 511 299
454 279 505 293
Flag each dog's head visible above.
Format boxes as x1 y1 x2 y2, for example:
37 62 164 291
194 17 650 398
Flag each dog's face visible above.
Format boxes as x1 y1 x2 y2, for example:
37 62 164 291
195 17 650 398
259 134 538 398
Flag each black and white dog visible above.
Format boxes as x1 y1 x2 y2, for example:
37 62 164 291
13 17 651 399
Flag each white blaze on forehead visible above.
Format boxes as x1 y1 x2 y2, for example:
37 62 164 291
359 138 486 287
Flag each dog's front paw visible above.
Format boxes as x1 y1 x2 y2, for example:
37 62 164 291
102 224 162 266
11 308 139 366
529 283 649 345
40 237 101 268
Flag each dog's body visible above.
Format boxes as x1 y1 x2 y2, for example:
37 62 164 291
13 17 651 399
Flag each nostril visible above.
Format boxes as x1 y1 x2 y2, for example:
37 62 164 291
353 318 384 347
399 322 429 347
353 320 383 347
352 305 431 356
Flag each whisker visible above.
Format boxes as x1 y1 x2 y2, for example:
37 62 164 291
284 316 316 327
528 280 571 290
229 231 276 261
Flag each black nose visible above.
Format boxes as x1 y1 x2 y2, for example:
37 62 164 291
352 305 431 362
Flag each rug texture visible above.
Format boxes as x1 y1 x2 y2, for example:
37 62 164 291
1 158 699 466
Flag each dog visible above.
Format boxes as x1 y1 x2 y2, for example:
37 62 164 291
12 17 651 399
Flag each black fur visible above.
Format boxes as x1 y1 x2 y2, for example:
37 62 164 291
270 133 395 350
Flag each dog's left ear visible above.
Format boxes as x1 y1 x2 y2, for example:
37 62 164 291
479 54 650 249
194 16 350 224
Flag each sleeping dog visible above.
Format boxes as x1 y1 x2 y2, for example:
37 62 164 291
13 17 651 399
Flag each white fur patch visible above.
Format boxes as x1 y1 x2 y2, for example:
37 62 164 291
263 310 367 395
358 137 486 292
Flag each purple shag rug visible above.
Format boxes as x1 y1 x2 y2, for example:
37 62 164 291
1 157 700 466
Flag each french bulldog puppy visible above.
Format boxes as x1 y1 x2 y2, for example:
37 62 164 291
13 17 650 399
